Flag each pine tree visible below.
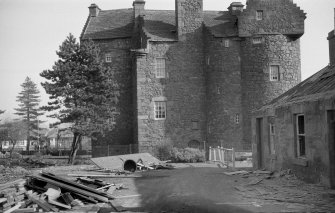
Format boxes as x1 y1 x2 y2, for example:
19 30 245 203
40 34 119 164
0 110 4 122
15 77 43 152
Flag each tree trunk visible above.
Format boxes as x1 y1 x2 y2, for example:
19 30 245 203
68 133 82 165
10 140 16 158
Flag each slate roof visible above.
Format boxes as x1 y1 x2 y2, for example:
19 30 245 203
81 8 237 40
203 11 238 37
259 65 335 111
81 9 134 40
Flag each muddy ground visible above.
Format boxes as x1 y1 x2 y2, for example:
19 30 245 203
34 163 335 213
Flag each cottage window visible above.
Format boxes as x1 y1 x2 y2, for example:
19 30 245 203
154 101 166 120
256 10 263 20
269 123 275 154
296 114 306 157
270 65 280 81
252 37 263 44
155 58 166 78
105 54 112 63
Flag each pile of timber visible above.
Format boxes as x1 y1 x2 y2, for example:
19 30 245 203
0 172 126 213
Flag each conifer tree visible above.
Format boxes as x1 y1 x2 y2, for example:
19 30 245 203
15 77 43 152
40 34 119 164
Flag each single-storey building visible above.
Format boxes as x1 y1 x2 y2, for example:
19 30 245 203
252 16 335 188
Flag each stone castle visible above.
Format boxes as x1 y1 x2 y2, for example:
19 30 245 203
80 0 306 157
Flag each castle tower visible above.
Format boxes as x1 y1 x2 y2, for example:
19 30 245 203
239 0 306 149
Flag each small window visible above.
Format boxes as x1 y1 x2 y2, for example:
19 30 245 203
192 120 199 130
155 58 166 78
105 54 112 63
252 37 263 44
216 85 221 94
270 65 280 81
269 123 275 154
295 114 306 157
224 39 229 48
235 114 240 124
256 10 263 20
154 101 166 120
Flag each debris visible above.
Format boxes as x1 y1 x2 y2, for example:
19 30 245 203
253 170 273 175
223 170 250 176
91 153 162 172
246 177 264 186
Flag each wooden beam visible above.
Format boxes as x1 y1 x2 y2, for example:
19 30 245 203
41 172 114 199
28 175 109 203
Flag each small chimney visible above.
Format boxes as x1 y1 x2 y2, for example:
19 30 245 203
228 2 244 16
328 9 335 65
89 3 100 17
133 0 145 18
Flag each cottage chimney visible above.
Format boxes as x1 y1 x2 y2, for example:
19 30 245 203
133 0 145 18
88 3 100 17
175 0 203 40
328 9 335 65
228 2 244 16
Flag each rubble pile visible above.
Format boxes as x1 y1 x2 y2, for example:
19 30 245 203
0 172 126 213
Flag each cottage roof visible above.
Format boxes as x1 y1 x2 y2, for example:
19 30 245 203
259 65 335 111
81 9 237 40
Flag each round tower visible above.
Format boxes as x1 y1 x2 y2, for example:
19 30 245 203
238 0 306 149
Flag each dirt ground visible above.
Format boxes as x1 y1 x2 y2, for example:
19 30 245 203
42 164 335 213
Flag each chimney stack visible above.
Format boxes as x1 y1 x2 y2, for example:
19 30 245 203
228 2 244 16
88 3 100 17
328 9 335 65
133 0 145 18
175 0 203 40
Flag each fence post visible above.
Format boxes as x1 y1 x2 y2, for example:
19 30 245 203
218 146 222 162
209 147 212 161
107 145 110 156
129 144 132 154
232 147 235 168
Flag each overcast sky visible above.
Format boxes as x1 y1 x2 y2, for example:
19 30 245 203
0 0 334 126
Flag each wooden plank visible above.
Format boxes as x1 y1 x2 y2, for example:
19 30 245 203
27 195 58 212
73 193 98 204
4 202 24 213
48 198 71 209
109 200 127 212
0 179 26 191
11 207 36 213
28 175 109 202
41 172 114 199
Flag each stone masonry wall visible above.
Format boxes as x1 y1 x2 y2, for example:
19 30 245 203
136 38 206 154
204 32 243 149
241 35 301 150
92 38 134 157
238 0 305 37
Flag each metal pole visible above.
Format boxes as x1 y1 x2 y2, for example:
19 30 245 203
209 146 212 161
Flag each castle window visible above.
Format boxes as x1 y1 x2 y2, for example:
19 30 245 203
295 114 306 157
270 65 280 81
192 120 199 130
224 39 229 48
105 54 112 63
256 10 263 20
252 37 263 44
235 114 240 124
155 58 166 78
154 101 166 120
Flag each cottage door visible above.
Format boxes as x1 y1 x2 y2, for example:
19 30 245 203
328 110 335 189
256 118 263 169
